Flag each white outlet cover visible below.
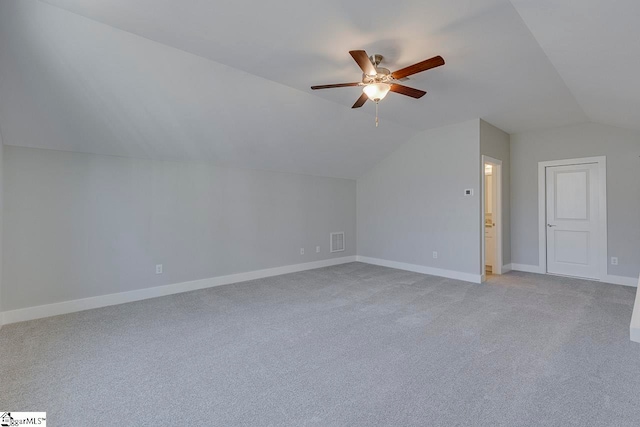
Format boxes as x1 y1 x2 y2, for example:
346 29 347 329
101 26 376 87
433 251 438 259
156 264 163 274
316 246 320 253
300 248 305 255
611 257 618 265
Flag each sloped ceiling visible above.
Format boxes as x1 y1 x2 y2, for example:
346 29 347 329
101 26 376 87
510 0 640 132
0 0 637 178
0 0 414 178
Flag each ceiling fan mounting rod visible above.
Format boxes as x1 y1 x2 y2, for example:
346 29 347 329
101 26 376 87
362 60 392 85
369 54 384 68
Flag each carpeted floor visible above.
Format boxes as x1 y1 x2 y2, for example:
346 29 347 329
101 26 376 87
1 262 639 426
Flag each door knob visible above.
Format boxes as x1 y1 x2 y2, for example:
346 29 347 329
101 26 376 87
547 224 556 227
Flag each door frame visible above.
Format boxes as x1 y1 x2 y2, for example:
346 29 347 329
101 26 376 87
537 156 607 280
481 155 502 281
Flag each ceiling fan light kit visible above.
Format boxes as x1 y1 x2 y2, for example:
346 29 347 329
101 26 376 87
311 50 445 127
363 82 391 102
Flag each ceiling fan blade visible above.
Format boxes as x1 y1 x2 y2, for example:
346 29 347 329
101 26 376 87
352 92 368 108
349 50 377 76
389 84 427 99
391 56 445 80
311 82 361 90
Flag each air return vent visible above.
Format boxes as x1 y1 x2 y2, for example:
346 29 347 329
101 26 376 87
330 232 345 253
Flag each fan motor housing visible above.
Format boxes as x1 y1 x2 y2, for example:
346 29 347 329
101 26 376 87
362 67 392 84
362 53 393 84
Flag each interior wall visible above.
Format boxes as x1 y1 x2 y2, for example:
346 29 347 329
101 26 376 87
2 146 356 311
357 119 482 277
480 119 511 267
511 122 640 278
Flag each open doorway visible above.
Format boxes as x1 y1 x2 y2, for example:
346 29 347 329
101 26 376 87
482 156 502 280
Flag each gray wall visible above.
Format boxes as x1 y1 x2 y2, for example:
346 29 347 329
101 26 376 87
2 146 356 311
511 122 640 278
357 119 482 275
480 119 511 267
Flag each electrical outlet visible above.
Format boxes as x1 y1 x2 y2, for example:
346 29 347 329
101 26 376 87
155 264 163 274
433 251 438 259
316 246 320 253
300 248 305 255
611 257 618 265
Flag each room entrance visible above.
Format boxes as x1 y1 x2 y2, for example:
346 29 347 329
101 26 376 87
482 156 502 280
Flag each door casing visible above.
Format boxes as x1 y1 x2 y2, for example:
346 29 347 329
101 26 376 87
538 156 608 280
481 155 502 282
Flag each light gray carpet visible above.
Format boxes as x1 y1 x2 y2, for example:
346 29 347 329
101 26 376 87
1 262 639 426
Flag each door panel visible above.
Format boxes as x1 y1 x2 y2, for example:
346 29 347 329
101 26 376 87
553 230 589 265
555 171 588 220
546 163 599 279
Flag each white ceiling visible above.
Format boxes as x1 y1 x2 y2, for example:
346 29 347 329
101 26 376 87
0 0 638 178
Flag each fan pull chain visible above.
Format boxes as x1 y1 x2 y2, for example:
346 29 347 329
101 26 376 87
375 101 379 127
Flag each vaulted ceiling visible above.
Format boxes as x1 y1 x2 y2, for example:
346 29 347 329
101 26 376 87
0 0 638 178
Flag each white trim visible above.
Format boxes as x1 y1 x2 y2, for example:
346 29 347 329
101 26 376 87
502 264 512 273
631 275 640 343
511 263 545 274
481 155 503 279
0 256 357 325
356 256 482 284
603 275 638 288
511 264 636 287
537 156 608 280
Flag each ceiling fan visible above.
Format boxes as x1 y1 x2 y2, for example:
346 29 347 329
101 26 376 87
311 50 445 126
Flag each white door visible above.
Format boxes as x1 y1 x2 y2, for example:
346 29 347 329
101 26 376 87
484 172 495 270
485 226 495 269
546 163 600 279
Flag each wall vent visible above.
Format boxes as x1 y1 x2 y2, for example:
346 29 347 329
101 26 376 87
330 232 345 253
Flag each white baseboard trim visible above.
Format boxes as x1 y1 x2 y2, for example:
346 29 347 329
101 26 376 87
356 256 482 284
509 263 638 288
511 263 545 274
603 275 638 288
502 264 512 273
631 275 640 343
0 256 357 325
